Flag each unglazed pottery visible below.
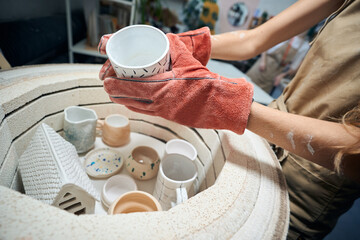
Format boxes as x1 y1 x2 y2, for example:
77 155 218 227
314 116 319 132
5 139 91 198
97 114 130 147
108 190 162 214
18 123 99 206
125 146 160 180
63 106 98 153
53 184 96 215
153 153 197 210
165 139 197 161
101 174 137 208
106 24 170 78
84 148 124 178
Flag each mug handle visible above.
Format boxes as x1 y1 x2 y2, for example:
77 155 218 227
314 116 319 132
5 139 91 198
171 187 188 208
96 119 104 137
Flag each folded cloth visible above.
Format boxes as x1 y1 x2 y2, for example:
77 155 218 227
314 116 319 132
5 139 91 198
99 31 254 134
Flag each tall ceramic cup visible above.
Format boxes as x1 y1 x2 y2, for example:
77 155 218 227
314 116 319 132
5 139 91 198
153 153 198 210
106 24 170 78
63 106 98 153
97 114 130 147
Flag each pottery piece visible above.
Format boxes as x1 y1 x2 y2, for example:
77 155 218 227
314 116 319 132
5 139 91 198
18 123 99 207
97 114 130 147
101 174 137 208
165 139 197 161
52 184 96 215
108 190 162 214
153 153 198 210
106 24 170 78
84 148 124 179
125 146 160 180
63 106 98 153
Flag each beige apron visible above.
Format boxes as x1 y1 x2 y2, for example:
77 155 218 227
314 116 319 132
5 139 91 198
246 40 298 94
269 1 360 239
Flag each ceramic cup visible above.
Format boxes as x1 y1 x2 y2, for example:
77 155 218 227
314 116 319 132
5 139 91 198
63 106 98 153
125 146 160 180
153 153 198 210
101 174 137 208
97 114 130 147
106 24 170 78
165 139 197 161
108 190 162 214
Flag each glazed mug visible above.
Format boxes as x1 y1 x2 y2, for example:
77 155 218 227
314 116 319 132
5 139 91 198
108 190 162 214
63 106 98 153
152 153 198 210
97 114 130 147
106 24 170 78
125 146 160 180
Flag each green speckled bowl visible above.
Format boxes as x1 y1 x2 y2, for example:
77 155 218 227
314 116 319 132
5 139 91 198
125 146 160 180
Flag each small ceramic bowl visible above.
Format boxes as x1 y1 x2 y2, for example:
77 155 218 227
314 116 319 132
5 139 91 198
125 146 160 180
101 174 137 208
108 190 162 215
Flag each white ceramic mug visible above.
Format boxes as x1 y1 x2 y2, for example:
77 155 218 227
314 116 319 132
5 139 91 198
152 153 198 210
106 24 170 78
165 139 197 161
63 106 98 153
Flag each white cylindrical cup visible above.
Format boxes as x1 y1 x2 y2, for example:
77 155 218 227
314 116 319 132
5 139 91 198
152 153 198 210
101 174 137 209
106 24 170 78
165 139 197 161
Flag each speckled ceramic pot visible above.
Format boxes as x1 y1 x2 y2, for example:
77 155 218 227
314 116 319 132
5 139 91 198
125 146 160 180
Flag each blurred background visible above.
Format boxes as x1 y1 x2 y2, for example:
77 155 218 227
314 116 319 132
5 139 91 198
0 0 296 68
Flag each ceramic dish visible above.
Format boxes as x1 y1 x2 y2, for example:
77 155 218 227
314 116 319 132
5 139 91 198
84 148 124 178
101 174 137 208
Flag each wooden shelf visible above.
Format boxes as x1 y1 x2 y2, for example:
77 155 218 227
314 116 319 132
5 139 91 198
66 0 137 63
71 39 107 59
108 0 134 6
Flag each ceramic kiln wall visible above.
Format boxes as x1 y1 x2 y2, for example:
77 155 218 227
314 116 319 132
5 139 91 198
0 64 289 239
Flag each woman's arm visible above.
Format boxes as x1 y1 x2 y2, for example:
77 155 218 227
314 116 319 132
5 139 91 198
210 0 344 60
246 102 360 182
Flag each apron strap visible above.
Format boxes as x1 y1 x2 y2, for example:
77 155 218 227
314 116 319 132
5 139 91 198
280 37 294 67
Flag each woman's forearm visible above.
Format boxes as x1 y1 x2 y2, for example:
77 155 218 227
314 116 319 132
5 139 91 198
210 0 344 61
246 102 360 180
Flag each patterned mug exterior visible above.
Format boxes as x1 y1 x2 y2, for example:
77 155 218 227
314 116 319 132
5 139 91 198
106 25 170 78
